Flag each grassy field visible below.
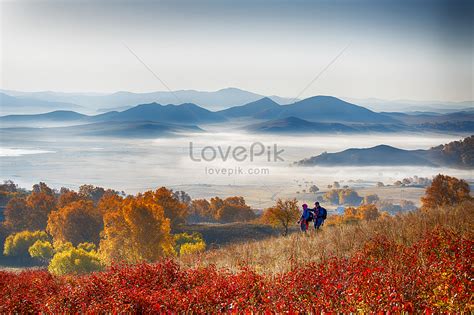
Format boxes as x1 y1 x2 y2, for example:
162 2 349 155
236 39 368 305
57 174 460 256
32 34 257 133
175 222 291 248
179 201 473 274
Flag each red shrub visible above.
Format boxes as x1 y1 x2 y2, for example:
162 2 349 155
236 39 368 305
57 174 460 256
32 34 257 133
0 228 472 312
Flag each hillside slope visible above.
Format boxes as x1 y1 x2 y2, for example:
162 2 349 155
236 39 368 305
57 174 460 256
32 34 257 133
296 136 474 168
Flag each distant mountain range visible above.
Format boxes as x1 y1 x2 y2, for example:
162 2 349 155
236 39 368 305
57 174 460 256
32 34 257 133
245 116 474 134
92 102 225 125
0 88 294 113
245 116 403 133
0 103 224 126
217 96 396 123
381 110 474 124
344 97 473 114
3 95 395 126
1 95 473 135
0 92 86 115
0 121 202 138
3 88 472 116
295 136 474 169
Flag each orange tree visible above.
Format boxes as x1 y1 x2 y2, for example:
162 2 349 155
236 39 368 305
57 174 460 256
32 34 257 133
142 187 188 231
421 174 472 210
3 183 56 232
215 196 256 223
261 198 299 235
57 188 83 208
188 199 213 222
47 200 103 246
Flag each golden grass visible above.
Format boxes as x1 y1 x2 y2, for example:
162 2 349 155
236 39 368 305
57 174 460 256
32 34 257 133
179 201 474 274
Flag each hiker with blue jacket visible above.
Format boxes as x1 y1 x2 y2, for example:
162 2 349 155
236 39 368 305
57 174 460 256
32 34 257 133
312 202 327 230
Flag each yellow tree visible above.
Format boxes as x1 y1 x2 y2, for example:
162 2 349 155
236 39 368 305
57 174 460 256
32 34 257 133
47 200 103 246
261 198 299 235
421 174 472 210
99 196 173 264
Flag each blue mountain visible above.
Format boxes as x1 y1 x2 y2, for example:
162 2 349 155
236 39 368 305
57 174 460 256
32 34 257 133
254 96 398 123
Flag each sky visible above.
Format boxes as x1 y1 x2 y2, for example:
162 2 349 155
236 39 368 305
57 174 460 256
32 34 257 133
0 0 473 101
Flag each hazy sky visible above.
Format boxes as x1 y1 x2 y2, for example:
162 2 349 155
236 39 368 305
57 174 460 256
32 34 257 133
1 0 473 101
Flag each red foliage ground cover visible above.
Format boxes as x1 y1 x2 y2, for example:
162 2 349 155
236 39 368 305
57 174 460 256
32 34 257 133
1 228 472 313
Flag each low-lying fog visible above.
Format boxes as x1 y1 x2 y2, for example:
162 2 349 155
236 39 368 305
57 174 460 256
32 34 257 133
1 130 471 208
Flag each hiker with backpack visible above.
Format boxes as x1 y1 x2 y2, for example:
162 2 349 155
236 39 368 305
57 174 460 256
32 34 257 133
312 202 327 230
298 203 313 232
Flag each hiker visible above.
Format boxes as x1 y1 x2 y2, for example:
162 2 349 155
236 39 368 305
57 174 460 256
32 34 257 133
312 202 327 230
298 203 313 232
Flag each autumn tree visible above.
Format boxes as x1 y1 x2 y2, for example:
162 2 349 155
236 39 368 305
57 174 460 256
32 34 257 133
97 191 123 214
3 230 49 259
2 198 30 232
215 196 256 223
28 240 54 263
32 182 54 195
356 204 380 221
172 190 192 206
262 198 300 235
325 204 381 226
188 199 213 223
3 183 56 232
99 196 173 264
174 232 206 256
47 200 103 246
0 180 21 207
78 184 109 204
421 174 472 210
57 188 83 208
142 187 188 230
48 246 103 275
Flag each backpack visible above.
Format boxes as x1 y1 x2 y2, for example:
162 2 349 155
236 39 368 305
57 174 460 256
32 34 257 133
307 211 314 222
320 207 327 220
